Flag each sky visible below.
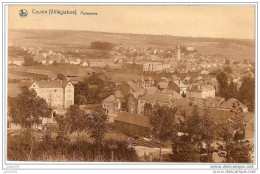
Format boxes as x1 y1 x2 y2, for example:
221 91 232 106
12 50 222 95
8 5 255 39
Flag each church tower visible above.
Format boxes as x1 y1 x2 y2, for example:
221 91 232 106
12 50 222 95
175 42 181 61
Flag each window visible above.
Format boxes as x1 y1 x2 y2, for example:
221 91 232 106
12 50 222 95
54 89 57 92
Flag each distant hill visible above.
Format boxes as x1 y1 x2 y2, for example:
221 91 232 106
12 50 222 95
9 29 255 60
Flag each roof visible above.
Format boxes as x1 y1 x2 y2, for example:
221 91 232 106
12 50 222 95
188 84 215 92
114 112 149 128
172 80 188 88
32 80 72 88
159 89 182 98
205 97 224 107
139 93 171 104
172 98 191 106
219 98 247 110
157 81 168 89
103 95 117 103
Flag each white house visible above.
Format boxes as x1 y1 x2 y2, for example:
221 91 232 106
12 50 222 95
29 80 74 108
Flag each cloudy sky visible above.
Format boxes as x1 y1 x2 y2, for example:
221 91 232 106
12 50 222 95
8 5 255 39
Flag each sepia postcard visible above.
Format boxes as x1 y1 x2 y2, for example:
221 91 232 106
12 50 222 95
1 2 258 173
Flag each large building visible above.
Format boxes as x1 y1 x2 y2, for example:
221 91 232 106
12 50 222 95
143 62 163 73
29 80 74 108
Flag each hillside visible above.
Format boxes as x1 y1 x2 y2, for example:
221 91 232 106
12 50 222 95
8 29 255 60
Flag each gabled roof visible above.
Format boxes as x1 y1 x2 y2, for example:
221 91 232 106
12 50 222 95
31 80 72 88
103 95 117 103
114 112 149 128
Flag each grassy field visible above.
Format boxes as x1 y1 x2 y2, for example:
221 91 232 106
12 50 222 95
9 29 255 60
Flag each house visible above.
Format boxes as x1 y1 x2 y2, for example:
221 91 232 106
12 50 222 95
219 98 248 112
143 62 163 73
200 69 209 75
8 56 24 66
69 57 81 65
80 59 89 67
102 91 126 115
140 76 155 88
29 80 74 108
186 84 215 99
88 59 114 68
114 112 149 137
177 64 188 74
33 53 47 64
168 80 188 96
137 93 172 115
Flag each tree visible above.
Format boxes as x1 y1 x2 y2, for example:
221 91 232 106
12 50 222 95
75 95 87 105
223 66 233 75
8 86 52 160
65 105 86 140
238 76 255 112
149 105 176 161
216 119 234 162
171 133 199 162
201 108 215 162
229 140 252 163
227 82 238 100
186 105 203 146
86 109 108 160
225 59 230 65
7 130 32 161
171 105 202 162
216 71 229 98
57 73 66 80
216 112 250 163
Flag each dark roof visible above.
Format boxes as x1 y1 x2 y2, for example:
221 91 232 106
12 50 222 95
114 112 149 128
